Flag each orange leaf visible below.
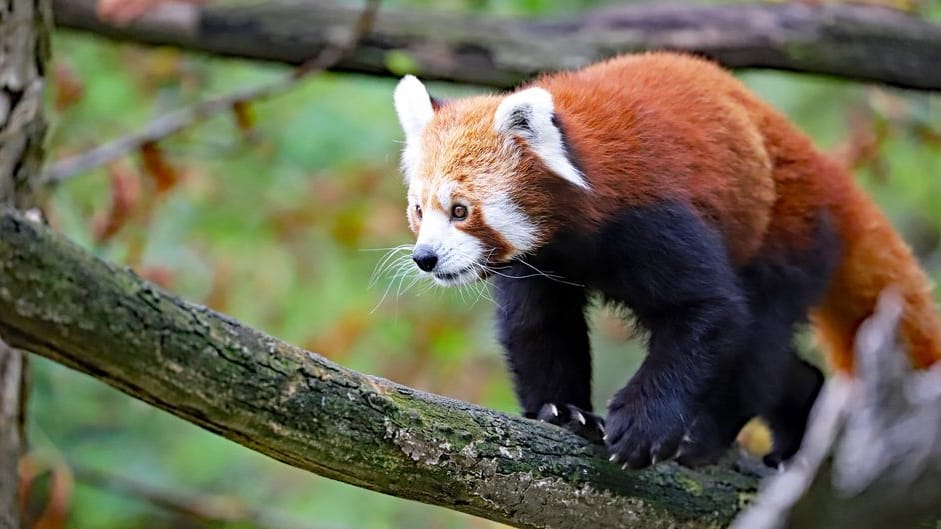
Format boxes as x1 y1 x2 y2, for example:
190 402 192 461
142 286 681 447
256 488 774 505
18 455 74 529
96 0 211 25
137 265 176 288
302 311 367 362
93 163 142 243
204 262 232 312
52 62 84 112
140 141 180 194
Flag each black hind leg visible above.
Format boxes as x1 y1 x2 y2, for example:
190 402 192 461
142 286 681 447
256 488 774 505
761 355 824 467
738 236 836 467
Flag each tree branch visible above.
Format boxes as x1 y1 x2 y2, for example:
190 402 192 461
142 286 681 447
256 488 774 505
0 207 757 529
51 0 941 91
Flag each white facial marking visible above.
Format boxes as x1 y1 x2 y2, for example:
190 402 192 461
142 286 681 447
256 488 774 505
415 208 484 286
494 87 589 190
409 178 424 201
416 209 448 248
393 75 434 179
437 182 456 211
482 193 538 255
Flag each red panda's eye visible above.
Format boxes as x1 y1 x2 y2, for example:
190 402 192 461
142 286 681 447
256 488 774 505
415 204 422 220
451 205 468 220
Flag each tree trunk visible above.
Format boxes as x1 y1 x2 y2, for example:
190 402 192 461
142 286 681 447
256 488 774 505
0 0 52 527
51 0 941 90
0 344 26 529
0 208 758 529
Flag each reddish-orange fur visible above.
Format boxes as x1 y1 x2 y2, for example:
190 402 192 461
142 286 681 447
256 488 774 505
424 52 941 372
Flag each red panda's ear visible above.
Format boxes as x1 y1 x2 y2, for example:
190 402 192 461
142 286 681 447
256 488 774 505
394 75 434 144
494 88 589 190
394 75 435 181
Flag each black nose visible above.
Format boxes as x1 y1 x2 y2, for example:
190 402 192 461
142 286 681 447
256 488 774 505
412 246 438 272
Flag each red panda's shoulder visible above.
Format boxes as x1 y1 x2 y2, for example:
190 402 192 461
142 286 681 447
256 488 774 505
532 53 781 262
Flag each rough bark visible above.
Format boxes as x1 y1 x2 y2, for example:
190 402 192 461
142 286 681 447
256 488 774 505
51 0 941 91
0 0 52 527
0 208 757 529
0 342 26 529
0 0 49 208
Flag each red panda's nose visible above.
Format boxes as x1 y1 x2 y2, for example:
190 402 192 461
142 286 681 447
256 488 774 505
412 246 439 272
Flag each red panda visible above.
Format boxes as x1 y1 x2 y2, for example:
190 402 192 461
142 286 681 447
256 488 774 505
391 52 941 469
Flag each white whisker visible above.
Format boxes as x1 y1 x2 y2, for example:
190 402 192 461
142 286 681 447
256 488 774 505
503 257 584 287
370 250 422 313
368 244 414 288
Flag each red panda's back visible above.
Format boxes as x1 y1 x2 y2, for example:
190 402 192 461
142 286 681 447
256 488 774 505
536 52 784 263
537 53 941 372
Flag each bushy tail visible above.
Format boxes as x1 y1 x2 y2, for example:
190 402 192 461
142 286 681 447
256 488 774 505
812 183 941 372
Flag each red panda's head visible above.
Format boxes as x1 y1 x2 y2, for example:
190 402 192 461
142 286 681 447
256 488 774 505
393 75 588 286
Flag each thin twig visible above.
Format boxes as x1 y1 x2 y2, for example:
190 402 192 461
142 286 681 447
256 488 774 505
41 0 380 186
73 464 346 529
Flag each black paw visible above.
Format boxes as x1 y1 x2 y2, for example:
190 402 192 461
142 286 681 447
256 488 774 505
762 419 808 469
761 413 810 469
531 403 605 443
604 385 693 469
673 414 740 468
762 360 823 468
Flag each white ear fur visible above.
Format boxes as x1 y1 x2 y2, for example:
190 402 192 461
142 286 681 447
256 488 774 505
394 75 434 143
394 75 434 180
494 87 589 190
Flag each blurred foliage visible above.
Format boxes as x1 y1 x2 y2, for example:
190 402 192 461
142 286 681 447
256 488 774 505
23 0 941 528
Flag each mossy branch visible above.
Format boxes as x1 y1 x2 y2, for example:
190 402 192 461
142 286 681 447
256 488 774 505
0 208 757 529
51 0 941 90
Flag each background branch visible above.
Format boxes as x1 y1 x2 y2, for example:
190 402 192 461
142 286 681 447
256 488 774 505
51 0 941 91
72 465 318 529
0 207 757 529
41 0 380 186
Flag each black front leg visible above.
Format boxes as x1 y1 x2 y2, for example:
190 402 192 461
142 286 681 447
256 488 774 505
493 264 602 440
597 203 751 468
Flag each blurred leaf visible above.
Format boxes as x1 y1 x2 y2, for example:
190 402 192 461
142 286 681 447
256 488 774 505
96 0 210 25
92 163 141 243
203 261 232 312
53 61 85 112
18 455 74 529
384 50 420 76
135 265 176 288
139 141 180 194
303 310 368 361
231 100 256 136
831 105 889 178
